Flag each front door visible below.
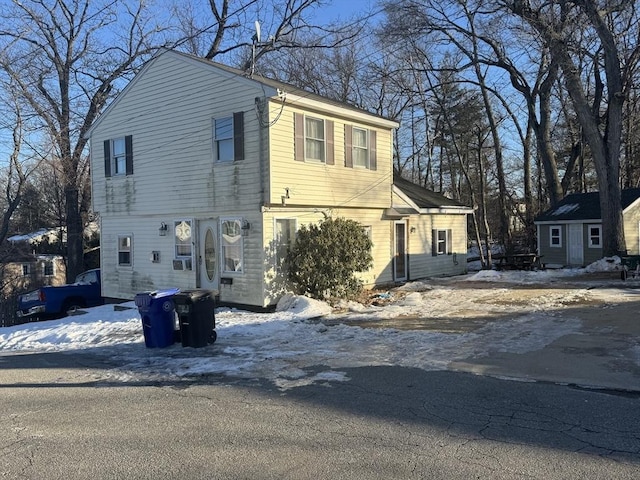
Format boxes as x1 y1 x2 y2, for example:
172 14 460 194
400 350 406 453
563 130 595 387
198 219 219 292
568 224 584 266
394 222 407 281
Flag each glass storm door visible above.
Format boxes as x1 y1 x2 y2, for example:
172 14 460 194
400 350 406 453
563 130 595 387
394 222 407 281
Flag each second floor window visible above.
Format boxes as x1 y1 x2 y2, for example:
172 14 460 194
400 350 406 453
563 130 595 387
305 116 325 162
294 113 334 165
345 125 377 170
352 127 368 168
213 112 244 162
104 135 133 177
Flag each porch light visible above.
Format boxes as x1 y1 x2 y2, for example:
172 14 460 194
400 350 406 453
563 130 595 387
241 220 251 237
159 222 168 236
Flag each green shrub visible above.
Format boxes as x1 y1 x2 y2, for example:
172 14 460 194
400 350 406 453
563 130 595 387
286 217 373 300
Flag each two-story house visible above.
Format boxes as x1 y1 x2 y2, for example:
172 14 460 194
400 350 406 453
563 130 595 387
87 49 472 309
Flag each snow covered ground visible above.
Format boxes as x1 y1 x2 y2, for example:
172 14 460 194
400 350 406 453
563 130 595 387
0 258 634 390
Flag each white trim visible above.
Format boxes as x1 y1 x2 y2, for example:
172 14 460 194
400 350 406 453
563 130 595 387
587 224 602 248
550 225 562 248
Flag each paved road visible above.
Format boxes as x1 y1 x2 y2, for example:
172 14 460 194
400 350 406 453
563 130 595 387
1 351 639 479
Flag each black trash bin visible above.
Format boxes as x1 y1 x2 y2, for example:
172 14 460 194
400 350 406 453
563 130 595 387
173 289 217 348
135 288 180 348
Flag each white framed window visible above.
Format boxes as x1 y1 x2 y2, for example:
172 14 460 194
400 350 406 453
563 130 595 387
221 218 244 273
104 136 132 177
174 220 193 258
118 235 132 266
213 112 244 162
588 225 602 248
275 218 297 270
550 226 562 247
305 116 326 162
214 116 233 161
432 229 452 256
43 260 54 277
21 264 31 276
352 127 368 168
112 138 126 174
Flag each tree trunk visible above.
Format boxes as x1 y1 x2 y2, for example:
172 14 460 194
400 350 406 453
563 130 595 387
65 187 84 282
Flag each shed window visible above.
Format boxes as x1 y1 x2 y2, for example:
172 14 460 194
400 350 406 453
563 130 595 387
550 226 562 247
588 225 602 248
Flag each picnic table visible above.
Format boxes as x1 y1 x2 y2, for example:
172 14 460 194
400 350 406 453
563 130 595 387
494 253 543 271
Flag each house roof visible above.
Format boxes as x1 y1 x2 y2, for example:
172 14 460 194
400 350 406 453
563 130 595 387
86 49 398 137
535 188 640 222
393 174 470 209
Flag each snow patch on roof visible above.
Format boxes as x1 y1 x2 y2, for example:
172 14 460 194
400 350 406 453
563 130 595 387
551 203 579 216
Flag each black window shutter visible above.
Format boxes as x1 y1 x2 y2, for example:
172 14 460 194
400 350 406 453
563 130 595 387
325 120 334 165
294 113 304 162
104 140 111 177
125 135 133 175
344 124 353 168
233 112 244 160
369 129 377 171
447 229 452 255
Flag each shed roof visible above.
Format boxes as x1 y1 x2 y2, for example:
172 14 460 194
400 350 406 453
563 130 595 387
535 188 640 222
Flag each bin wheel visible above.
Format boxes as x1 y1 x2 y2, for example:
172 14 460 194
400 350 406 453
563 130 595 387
208 330 217 344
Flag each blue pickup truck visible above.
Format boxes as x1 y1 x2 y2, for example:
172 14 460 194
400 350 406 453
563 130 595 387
16 269 103 321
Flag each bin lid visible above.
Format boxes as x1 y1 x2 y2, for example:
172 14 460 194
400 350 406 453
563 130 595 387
173 288 218 303
134 288 180 308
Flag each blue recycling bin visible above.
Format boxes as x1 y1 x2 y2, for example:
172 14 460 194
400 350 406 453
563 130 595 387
134 288 180 348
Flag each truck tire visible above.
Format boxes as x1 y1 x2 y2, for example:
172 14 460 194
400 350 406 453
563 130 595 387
63 299 85 317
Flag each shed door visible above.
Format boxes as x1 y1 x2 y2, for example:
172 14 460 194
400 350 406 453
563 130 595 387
568 224 584 266
198 219 219 292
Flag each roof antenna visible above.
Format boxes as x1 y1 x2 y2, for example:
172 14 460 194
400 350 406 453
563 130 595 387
250 20 261 77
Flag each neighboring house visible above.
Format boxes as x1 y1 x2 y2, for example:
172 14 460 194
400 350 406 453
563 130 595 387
0 254 66 297
535 189 640 267
8 227 65 245
86 49 472 309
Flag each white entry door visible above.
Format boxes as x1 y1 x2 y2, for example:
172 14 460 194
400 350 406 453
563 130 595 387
198 219 219 292
568 224 584 266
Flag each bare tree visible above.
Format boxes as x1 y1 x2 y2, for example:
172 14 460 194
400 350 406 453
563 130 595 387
0 0 170 281
172 0 360 71
506 0 640 256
